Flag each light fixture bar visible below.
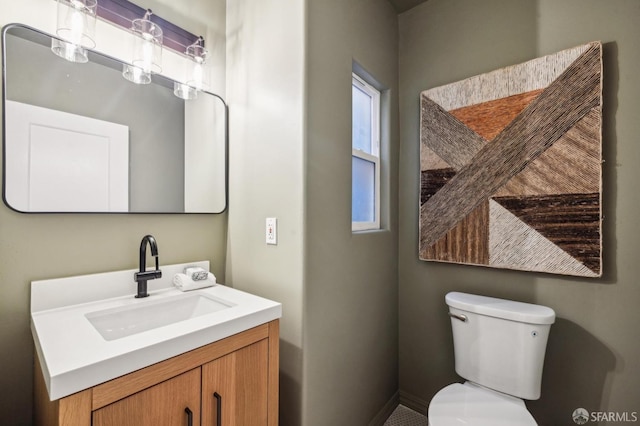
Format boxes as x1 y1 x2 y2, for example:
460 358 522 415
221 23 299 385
95 0 200 54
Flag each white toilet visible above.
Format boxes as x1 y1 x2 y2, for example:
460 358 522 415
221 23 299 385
428 292 555 426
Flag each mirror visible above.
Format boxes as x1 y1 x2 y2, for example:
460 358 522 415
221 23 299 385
2 24 227 213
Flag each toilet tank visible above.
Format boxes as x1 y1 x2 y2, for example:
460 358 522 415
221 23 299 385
446 292 555 400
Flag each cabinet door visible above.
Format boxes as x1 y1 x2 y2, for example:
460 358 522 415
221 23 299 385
93 367 201 426
202 339 269 426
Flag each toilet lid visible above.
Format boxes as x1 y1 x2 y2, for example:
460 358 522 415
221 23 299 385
428 382 537 426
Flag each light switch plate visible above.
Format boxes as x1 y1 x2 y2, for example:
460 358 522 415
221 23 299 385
266 217 277 245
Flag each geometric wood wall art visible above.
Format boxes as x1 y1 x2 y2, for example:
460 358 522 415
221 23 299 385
419 42 603 277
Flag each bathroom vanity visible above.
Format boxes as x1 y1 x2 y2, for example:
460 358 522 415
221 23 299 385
31 262 281 425
35 321 279 425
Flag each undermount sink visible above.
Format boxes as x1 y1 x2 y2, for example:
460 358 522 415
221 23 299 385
86 293 234 341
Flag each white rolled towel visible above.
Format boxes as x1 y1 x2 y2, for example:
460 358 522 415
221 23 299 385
184 266 209 281
173 272 216 291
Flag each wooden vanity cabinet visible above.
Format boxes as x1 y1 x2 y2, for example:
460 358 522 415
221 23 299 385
34 320 279 426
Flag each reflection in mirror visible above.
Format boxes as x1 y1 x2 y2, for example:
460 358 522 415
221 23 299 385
2 24 227 213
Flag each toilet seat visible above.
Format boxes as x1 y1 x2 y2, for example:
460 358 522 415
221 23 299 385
428 382 537 426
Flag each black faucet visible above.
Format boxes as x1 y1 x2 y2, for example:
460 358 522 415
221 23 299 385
134 234 162 298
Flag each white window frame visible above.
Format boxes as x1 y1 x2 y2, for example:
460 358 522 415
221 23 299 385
352 73 381 232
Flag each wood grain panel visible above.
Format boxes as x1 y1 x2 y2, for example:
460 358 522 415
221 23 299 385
493 193 601 274
420 94 488 170
421 146 450 171
488 200 597 276
450 89 543 140
59 391 92 426
421 168 456 205
421 201 489 264
420 43 601 249
93 368 201 426
267 320 280 426
202 340 269 426
496 107 601 196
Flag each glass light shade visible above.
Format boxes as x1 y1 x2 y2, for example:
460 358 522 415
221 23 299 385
52 0 97 63
51 38 89 63
185 42 209 90
122 64 151 84
173 82 198 100
130 16 163 74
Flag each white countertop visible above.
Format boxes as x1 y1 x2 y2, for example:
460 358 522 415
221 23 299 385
31 261 282 401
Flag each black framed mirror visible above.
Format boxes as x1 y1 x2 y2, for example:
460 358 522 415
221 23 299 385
2 24 227 213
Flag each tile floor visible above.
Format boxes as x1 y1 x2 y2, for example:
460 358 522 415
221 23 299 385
384 405 428 426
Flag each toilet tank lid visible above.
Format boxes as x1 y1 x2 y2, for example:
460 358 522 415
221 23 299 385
446 292 555 324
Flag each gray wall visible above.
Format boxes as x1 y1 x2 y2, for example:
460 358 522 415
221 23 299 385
227 0 399 424
0 1 227 424
225 1 306 425
305 0 399 425
398 0 640 424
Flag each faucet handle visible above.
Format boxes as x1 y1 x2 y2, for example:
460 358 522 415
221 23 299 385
134 269 162 281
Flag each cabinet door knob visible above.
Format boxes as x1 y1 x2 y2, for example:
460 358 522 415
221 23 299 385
214 392 222 426
185 407 193 426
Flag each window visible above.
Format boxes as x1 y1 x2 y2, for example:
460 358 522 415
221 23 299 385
352 73 380 231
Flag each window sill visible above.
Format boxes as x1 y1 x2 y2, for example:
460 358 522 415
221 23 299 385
351 227 386 235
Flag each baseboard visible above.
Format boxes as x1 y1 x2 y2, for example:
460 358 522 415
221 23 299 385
368 391 400 426
399 390 429 415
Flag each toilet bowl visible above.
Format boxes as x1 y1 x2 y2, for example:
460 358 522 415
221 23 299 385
427 292 555 426
428 382 537 426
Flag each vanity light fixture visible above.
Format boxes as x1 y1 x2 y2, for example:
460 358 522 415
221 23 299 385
50 0 202 86
122 9 162 84
51 0 97 63
173 36 209 100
